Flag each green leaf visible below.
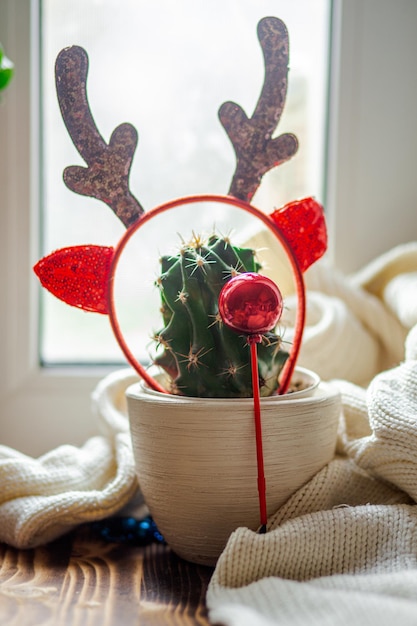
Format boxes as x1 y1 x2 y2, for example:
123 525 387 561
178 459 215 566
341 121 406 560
0 44 14 91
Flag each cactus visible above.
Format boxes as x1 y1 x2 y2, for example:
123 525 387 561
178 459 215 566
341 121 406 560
152 233 289 398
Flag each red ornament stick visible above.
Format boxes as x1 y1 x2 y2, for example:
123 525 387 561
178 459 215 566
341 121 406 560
218 272 284 532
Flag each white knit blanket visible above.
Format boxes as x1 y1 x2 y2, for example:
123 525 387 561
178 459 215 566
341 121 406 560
1 242 417 625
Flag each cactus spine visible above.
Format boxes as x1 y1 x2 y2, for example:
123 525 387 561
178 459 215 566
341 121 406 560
153 234 288 397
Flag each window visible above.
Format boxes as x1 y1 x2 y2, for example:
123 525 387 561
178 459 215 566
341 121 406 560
40 0 330 365
1 0 417 455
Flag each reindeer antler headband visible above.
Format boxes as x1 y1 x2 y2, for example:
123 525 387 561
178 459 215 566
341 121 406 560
34 16 327 392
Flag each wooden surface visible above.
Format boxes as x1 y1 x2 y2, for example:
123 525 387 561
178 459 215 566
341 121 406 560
0 526 213 625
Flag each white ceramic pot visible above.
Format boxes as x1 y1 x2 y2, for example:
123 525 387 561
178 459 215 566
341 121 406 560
126 368 340 566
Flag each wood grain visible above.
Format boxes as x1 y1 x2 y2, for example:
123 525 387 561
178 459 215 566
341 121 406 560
0 526 213 625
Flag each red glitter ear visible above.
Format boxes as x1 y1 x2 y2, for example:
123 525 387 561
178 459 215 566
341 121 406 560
33 245 114 314
269 197 327 272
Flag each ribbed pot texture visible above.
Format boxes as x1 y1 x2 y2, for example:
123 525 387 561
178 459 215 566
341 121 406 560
126 369 340 566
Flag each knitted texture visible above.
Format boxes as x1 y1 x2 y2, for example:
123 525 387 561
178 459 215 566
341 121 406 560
208 349 417 624
0 370 140 548
207 243 417 626
281 260 408 385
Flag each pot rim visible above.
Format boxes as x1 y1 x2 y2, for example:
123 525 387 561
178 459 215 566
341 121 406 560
126 366 329 406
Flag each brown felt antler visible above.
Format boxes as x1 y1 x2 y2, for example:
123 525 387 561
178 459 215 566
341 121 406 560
55 46 143 227
219 16 298 202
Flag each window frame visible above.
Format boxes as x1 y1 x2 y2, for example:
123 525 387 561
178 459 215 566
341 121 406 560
1 0 417 455
0 0 106 453
325 0 417 271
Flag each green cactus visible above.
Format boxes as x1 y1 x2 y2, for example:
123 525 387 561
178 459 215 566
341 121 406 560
153 234 289 398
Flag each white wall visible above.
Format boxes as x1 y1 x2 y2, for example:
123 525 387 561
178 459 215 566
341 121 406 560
327 0 417 273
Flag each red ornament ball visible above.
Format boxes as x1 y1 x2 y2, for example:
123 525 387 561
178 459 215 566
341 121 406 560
218 273 283 335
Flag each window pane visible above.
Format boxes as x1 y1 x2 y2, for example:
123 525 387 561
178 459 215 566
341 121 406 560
40 0 331 365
